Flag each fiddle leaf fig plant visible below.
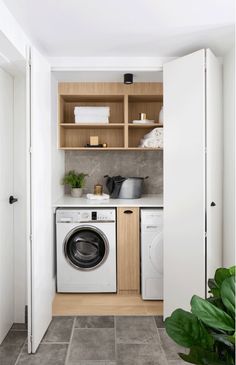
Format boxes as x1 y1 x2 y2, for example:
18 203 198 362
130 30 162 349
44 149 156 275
165 266 236 365
63 170 88 188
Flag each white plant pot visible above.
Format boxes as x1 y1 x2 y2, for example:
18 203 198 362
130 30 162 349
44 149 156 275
71 188 83 198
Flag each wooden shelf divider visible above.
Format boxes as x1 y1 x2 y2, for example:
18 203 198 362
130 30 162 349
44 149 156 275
58 82 163 150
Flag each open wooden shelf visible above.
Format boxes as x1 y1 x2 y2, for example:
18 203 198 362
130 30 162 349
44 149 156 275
58 83 163 150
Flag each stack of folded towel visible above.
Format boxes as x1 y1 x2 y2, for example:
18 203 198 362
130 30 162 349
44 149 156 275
139 127 163 148
74 107 110 124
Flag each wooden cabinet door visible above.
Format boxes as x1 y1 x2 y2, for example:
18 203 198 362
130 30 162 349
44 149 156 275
117 207 140 294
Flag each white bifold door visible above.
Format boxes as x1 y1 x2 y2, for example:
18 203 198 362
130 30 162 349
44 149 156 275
163 49 222 318
27 47 52 353
0 67 14 344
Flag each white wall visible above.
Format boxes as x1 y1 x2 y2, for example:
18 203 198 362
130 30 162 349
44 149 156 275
51 74 64 294
0 0 30 59
13 72 27 322
223 46 235 267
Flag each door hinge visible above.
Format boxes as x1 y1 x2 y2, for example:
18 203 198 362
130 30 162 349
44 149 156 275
205 232 207 238
204 147 207 154
29 234 32 241
29 146 32 154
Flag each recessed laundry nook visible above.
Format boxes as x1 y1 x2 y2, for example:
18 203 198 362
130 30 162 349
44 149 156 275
50 77 165 317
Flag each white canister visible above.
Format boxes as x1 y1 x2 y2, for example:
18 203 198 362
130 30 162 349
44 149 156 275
159 106 164 124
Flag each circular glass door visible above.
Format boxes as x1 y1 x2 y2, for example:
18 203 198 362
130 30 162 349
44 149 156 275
64 226 109 271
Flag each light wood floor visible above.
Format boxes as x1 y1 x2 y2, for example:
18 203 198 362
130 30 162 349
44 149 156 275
53 293 163 316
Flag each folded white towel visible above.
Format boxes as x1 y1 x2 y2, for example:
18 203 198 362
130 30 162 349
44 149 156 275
75 116 109 124
143 127 163 139
139 135 163 148
86 193 110 200
74 107 110 117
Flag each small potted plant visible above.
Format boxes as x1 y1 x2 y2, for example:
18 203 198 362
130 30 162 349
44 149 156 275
63 170 88 197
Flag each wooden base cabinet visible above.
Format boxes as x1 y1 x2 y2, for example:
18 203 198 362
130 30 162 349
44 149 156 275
117 207 140 294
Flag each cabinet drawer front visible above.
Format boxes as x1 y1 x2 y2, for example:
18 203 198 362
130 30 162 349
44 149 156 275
117 207 140 293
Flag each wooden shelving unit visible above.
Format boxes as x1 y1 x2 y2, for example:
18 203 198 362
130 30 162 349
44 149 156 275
58 83 163 150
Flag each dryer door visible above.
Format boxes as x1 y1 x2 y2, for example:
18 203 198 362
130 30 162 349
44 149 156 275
149 231 163 276
64 226 109 271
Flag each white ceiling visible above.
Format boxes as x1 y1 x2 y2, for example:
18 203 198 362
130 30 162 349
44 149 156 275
3 0 235 57
53 71 163 82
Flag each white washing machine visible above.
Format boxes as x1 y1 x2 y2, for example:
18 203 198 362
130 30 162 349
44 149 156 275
141 209 163 300
56 208 116 293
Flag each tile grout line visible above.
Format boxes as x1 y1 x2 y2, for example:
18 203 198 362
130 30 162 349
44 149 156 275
14 337 28 365
152 316 169 365
64 316 76 365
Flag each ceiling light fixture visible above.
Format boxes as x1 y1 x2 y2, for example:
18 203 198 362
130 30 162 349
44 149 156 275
124 73 133 84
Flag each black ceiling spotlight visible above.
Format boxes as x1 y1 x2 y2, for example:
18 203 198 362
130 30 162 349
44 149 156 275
124 73 133 84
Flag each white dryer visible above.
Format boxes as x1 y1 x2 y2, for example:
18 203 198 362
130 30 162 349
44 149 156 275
56 208 116 293
141 209 163 300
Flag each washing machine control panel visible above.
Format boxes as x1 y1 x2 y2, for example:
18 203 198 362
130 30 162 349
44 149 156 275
56 209 115 223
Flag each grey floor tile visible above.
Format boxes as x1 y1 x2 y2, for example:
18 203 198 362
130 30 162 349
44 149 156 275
68 328 115 363
11 323 27 331
0 344 23 365
17 343 68 365
116 343 167 365
116 316 159 344
75 316 114 329
158 329 187 361
42 316 74 343
0 330 27 365
154 316 165 328
1 330 27 346
168 361 188 365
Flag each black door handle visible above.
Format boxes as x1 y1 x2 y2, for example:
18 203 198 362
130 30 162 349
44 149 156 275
9 195 18 204
124 210 133 214
210 202 216 207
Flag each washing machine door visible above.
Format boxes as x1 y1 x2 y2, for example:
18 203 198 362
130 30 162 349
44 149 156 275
64 225 109 271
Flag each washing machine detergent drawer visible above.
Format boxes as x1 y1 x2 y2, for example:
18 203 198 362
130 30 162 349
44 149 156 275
141 209 163 300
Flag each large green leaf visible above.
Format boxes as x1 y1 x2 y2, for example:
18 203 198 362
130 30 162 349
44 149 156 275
191 295 235 331
165 309 214 349
220 276 236 318
229 266 236 276
215 268 231 287
179 347 226 365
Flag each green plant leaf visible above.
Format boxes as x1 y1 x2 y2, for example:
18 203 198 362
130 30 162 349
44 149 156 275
191 295 235 332
165 309 214 349
212 333 235 349
63 170 88 188
220 276 236 318
207 296 225 310
215 268 231 287
179 347 228 365
229 266 236 276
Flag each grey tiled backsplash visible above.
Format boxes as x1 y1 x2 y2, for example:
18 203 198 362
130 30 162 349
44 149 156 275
65 151 163 195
